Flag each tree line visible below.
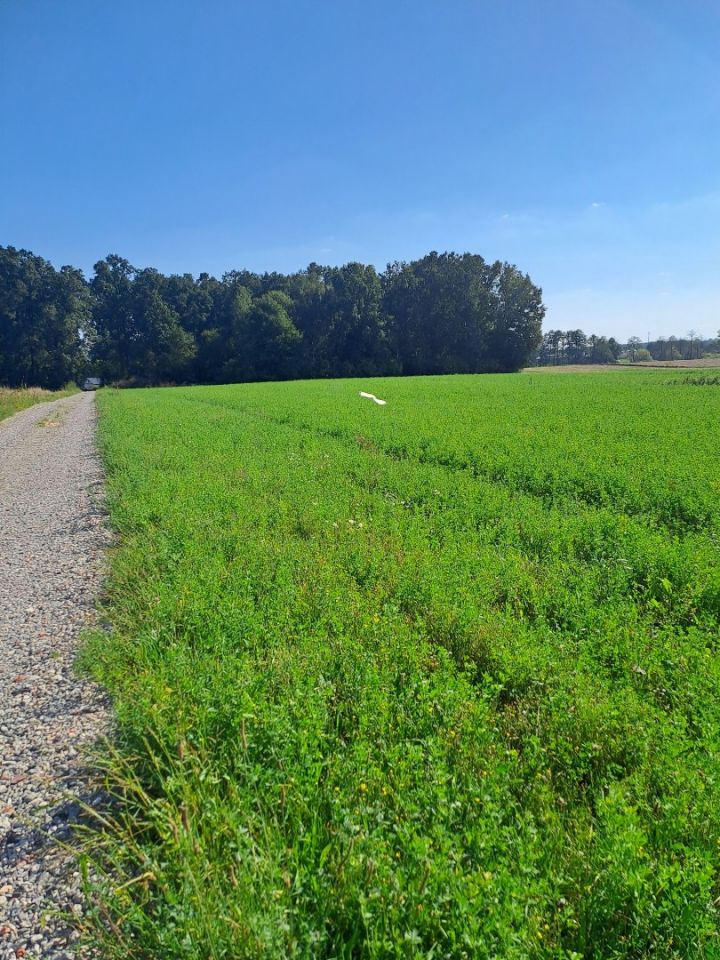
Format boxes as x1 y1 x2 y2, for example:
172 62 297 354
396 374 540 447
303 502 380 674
631 332 716 362
537 329 720 366
0 245 545 389
537 330 622 365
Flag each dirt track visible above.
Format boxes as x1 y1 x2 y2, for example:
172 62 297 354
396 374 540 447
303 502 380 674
0 393 108 960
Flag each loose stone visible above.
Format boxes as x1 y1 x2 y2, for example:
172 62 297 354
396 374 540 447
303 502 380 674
0 395 109 960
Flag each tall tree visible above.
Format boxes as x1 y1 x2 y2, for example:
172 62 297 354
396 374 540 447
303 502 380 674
485 262 544 371
2 244 551 385
318 263 391 377
627 336 643 362
92 257 196 382
384 253 542 374
223 290 301 382
44 265 93 387
0 246 90 388
91 255 138 380
131 268 196 381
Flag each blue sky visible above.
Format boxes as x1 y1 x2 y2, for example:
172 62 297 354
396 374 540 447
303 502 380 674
1 0 719 340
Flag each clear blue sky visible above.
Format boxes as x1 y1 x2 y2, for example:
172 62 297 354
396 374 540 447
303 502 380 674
1 0 719 340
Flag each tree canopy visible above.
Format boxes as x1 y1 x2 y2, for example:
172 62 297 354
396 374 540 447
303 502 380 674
0 245 546 387
0 247 90 389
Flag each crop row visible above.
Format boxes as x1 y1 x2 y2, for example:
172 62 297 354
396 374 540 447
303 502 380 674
82 375 720 959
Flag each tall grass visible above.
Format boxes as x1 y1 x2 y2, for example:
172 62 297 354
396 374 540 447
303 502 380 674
81 374 720 958
0 384 79 422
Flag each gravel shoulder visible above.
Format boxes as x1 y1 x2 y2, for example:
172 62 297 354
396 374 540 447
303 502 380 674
0 393 109 960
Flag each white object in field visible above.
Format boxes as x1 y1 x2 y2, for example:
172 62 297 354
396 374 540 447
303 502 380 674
359 391 386 405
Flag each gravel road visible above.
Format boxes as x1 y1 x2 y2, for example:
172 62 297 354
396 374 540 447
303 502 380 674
0 393 109 960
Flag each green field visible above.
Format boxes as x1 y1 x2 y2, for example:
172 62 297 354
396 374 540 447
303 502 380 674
0 384 78 421
84 371 720 959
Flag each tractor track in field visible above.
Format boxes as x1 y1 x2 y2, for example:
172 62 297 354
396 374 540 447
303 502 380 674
0 393 109 960
173 392 712 535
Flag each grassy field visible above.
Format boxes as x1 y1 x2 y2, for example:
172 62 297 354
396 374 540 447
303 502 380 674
83 371 720 959
0 384 78 421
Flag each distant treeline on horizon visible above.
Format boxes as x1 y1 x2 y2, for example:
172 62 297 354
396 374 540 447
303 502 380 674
1 244 547 389
1 244 714 391
537 329 717 366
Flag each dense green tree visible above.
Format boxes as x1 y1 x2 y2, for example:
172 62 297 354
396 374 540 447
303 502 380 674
92 258 196 382
563 329 587 364
383 253 487 374
315 263 391 377
2 244 552 386
131 269 196 380
484 262 545 371
43 265 93 387
384 252 542 374
91 255 139 380
222 289 301 382
595 337 618 364
214 284 253 381
279 264 327 376
168 272 226 382
0 246 89 388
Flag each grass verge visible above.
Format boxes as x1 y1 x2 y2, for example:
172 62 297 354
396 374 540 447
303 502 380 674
0 384 79 422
